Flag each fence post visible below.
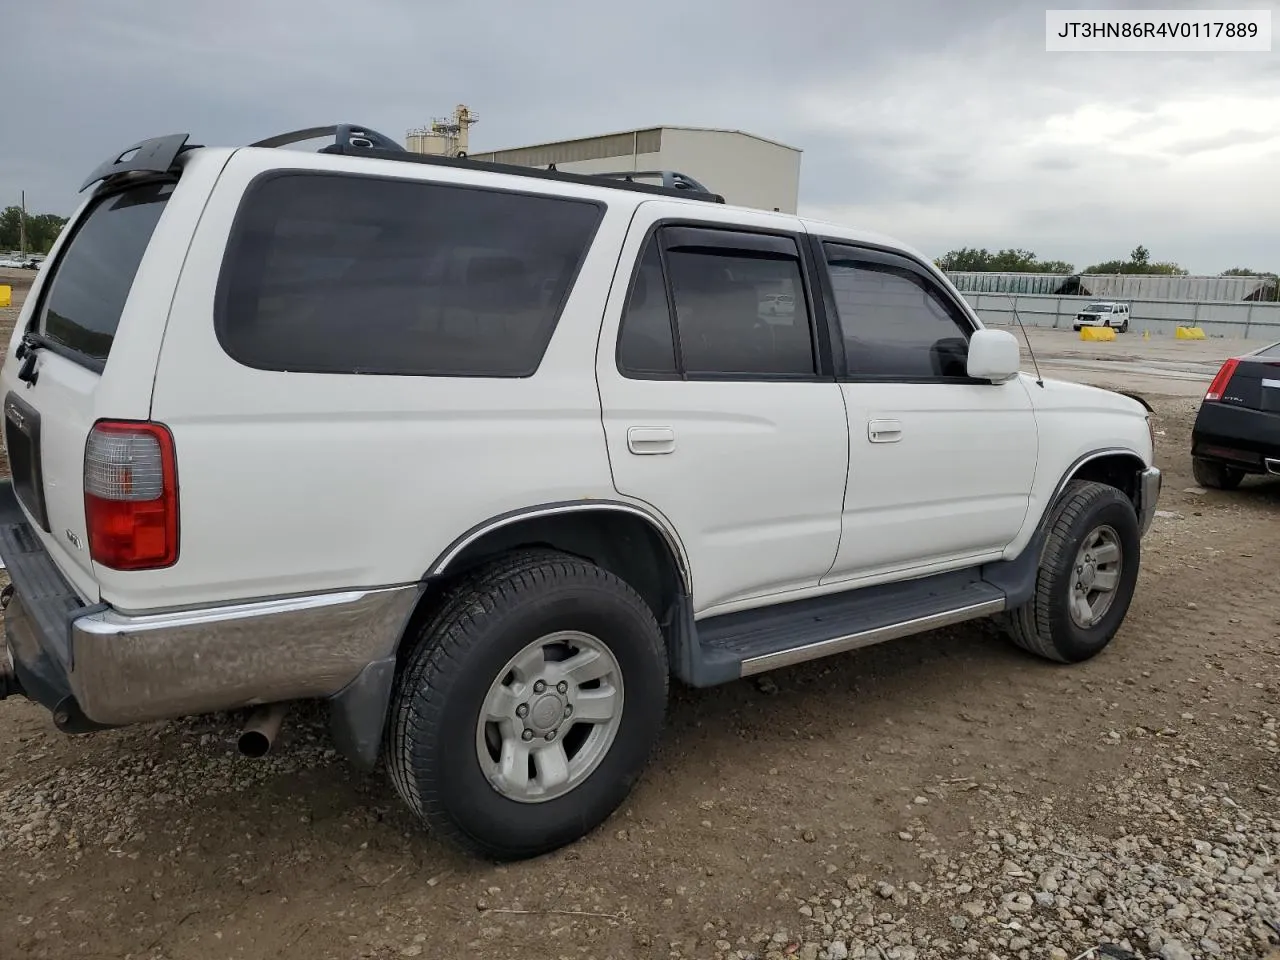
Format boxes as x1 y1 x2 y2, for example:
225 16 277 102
1245 302 1253 340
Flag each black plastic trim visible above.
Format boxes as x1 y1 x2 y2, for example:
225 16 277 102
78 134 190 192
212 168 606 379
284 143 725 204
250 124 406 152
661 226 799 257
3 393 50 532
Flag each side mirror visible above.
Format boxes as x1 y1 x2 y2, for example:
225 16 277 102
966 328 1021 383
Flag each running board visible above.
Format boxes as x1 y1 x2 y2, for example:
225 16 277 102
691 571 1008 681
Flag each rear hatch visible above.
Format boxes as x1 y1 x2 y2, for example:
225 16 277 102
1218 342 1280 413
1 180 175 601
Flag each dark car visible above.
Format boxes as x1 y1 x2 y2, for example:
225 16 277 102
1190 339 1280 489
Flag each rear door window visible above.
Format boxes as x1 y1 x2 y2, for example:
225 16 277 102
216 172 604 377
36 181 173 366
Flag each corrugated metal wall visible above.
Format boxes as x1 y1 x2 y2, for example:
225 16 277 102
946 271 1277 303
470 129 662 167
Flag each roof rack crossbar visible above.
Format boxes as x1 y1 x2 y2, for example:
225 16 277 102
249 123 406 153
351 148 728 203
588 170 716 195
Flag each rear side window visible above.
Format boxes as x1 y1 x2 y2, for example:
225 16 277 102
216 173 604 377
37 182 173 366
1257 342 1280 358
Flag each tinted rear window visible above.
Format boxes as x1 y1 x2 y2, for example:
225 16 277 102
216 172 604 377
37 182 172 364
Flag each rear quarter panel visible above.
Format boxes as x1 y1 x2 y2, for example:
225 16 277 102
135 150 628 613
0 150 234 602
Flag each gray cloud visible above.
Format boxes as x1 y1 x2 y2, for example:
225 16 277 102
5 0 1280 272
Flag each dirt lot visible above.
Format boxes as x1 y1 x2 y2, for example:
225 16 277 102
1 280 1279 960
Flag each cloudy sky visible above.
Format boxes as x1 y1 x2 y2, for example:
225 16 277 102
6 0 1279 273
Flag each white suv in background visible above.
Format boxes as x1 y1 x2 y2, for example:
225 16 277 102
1073 300 1131 332
0 123 1161 861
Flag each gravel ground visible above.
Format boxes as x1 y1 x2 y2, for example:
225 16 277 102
1 278 1279 959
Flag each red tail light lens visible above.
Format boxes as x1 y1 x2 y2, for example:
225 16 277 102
1205 358 1240 402
83 421 179 570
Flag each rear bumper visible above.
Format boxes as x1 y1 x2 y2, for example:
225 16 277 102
1192 401 1280 473
1137 465 1162 537
0 480 420 729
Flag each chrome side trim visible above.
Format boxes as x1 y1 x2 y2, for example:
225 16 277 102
75 588 398 635
429 500 692 590
1137 466 1163 536
739 597 1006 677
1266 458 1280 476
68 584 422 726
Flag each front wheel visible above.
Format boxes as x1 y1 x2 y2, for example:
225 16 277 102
1001 480 1141 663
385 549 668 861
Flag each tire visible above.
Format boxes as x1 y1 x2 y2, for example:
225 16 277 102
1192 457 1245 490
385 549 668 861
1001 480 1141 664
1121 319 1130 333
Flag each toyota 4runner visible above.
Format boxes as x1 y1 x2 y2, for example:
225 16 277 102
0 124 1162 861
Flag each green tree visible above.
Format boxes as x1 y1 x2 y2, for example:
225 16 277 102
0 206 69 254
935 247 1074 273
1084 247 1187 275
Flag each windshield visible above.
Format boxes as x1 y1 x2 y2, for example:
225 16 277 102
1085 303 1113 312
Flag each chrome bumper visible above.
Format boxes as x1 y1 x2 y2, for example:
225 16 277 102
66 587 420 725
1137 465 1162 537
0 479 420 728
5 583 420 727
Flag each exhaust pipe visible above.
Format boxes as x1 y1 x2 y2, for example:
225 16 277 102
238 702 289 758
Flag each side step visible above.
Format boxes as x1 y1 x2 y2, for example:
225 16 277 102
695 569 1007 680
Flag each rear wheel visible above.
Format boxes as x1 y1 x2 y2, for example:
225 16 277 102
1001 481 1141 664
385 549 668 861
1192 457 1245 490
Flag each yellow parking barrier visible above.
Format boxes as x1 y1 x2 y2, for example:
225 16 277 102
0 285 10 308
1175 326 1206 340
1080 326 1116 342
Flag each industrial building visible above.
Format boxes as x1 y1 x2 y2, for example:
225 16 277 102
403 108 802 214
946 271 1277 303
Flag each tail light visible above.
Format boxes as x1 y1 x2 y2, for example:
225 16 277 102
83 421 179 570
1204 358 1240 402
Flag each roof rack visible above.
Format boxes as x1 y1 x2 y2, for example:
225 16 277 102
248 123 407 153
80 123 727 204
587 170 716 195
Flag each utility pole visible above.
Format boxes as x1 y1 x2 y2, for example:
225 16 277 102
19 190 26 257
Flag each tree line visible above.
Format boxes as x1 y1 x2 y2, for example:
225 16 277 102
0 206 69 254
935 244 1274 280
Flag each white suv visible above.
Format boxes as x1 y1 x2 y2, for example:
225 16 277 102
1073 300 1131 332
0 124 1161 861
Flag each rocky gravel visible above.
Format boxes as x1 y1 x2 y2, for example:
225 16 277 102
747 755 1280 960
0 331 1278 959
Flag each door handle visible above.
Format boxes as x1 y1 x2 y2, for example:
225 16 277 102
627 426 676 455
867 419 902 443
